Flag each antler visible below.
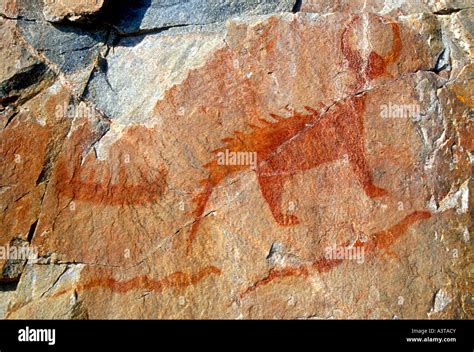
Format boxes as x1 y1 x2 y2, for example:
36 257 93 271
341 15 364 74
341 15 403 83
383 20 402 66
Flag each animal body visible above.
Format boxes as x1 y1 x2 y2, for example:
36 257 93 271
187 15 402 252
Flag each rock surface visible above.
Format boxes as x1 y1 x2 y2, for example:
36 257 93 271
113 0 296 34
42 0 107 23
0 0 472 319
301 0 473 15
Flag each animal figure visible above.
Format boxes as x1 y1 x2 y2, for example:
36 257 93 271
187 15 402 252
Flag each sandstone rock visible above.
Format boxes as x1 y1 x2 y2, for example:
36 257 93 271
113 0 296 34
85 25 227 124
6 262 87 319
0 81 72 284
1 0 44 20
431 288 453 314
0 18 55 108
1 0 109 98
301 0 473 15
301 0 431 15
17 19 108 75
0 0 471 319
43 0 107 23
428 0 474 14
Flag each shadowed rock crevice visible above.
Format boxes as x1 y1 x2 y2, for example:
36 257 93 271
433 7 473 15
0 280 19 292
0 62 56 107
292 0 303 13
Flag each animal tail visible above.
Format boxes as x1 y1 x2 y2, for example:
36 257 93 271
186 179 214 254
184 106 320 254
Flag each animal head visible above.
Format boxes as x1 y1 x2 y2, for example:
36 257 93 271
341 14 402 88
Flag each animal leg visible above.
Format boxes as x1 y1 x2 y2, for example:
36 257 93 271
345 139 388 198
257 166 299 226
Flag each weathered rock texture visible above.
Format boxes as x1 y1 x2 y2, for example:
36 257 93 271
42 0 107 23
0 0 472 319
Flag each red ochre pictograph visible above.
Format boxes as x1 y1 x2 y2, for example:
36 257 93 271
45 16 432 300
187 15 403 253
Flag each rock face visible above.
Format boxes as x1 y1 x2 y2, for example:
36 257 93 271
113 0 296 34
42 0 107 22
0 0 472 319
300 0 473 15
